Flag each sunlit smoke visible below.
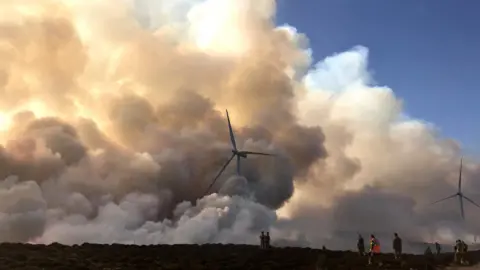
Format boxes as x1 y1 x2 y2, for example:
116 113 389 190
0 0 477 253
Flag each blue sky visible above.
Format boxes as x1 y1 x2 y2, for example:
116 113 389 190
276 0 479 155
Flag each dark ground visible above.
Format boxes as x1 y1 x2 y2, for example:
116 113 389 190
0 243 478 270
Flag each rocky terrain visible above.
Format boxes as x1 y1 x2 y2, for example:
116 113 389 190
0 243 477 269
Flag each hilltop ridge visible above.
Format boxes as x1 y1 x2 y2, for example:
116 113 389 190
0 243 477 269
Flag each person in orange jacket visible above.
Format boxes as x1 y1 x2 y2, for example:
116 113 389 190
368 234 380 265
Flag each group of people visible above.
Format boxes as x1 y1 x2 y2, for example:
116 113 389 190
259 231 470 265
356 233 470 266
356 233 404 264
357 233 402 264
356 234 397 254
454 239 469 265
259 231 271 249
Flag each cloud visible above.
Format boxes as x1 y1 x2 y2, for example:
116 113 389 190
280 45 478 252
0 0 475 253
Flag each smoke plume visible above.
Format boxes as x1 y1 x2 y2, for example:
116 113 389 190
0 0 477 253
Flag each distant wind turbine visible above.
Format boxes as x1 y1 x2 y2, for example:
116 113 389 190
205 110 275 195
430 158 480 220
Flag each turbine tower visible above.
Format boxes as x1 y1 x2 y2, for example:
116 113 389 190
431 158 480 220
205 110 275 194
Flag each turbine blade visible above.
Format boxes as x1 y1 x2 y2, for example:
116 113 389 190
458 157 463 193
459 195 465 220
226 110 237 151
430 194 457 205
243 151 276 156
462 195 480 209
205 153 235 195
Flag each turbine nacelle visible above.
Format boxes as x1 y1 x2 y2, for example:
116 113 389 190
204 109 276 195
232 150 248 158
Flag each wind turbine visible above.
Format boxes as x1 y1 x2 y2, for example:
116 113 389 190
431 158 480 220
205 110 275 194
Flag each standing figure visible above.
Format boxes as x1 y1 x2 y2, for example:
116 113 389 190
454 240 462 264
259 231 265 249
460 240 468 265
265 232 271 249
434 242 441 255
393 233 402 260
357 234 365 256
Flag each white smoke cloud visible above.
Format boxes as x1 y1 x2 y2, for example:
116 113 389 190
279 45 477 252
0 0 475 254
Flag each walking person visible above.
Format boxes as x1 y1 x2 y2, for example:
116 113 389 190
393 233 402 260
357 234 365 256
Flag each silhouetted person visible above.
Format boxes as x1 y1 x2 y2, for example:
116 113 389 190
453 239 468 264
434 242 441 255
454 239 462 264
260 231 265 249
454 240 457 262
461 240 468 265
357 234 365 256
393 233 402 260
265 232 270 249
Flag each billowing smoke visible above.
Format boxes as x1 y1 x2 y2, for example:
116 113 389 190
279 46 480 252
0 0 477 253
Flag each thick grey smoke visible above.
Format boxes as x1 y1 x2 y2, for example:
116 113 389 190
0 0 476 253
